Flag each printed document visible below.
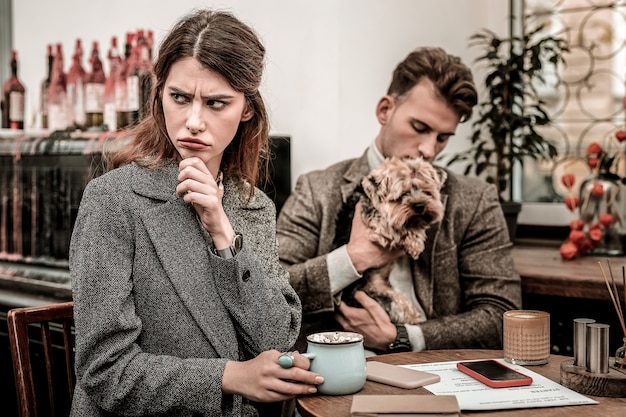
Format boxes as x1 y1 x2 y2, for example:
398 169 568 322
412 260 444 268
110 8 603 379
403 359 597 411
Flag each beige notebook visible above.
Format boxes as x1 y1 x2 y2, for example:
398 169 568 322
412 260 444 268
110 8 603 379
350 394 460 417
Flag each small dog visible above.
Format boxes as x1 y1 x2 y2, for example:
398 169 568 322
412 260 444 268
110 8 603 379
334 157 446 325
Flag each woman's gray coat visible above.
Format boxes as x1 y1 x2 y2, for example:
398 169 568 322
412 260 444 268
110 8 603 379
69 162 301 417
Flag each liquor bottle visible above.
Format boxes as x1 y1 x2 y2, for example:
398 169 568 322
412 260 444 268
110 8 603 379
136 29 154 121
85 41 106 128
124 31 141 127
1 50 26 130
125 29 155 126
103 36 121 131
40 44 54 129
67 38 87 129
48 43 68 131
147 30 154 60
116 32 133 129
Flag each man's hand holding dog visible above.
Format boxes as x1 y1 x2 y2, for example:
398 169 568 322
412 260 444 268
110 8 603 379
346 203 403 274
335 291 397 351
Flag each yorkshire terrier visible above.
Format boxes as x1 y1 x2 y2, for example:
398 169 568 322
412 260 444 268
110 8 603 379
334 157 446 325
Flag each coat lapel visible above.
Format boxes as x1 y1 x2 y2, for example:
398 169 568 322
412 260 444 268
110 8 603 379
340 152 370 203
131 164 236 359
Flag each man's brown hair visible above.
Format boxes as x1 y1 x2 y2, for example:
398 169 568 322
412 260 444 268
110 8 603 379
387 47 477 122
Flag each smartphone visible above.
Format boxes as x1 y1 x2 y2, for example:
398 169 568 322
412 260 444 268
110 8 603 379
366 361 440 388
456 359 533 388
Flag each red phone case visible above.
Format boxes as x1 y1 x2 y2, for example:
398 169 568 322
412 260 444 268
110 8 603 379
456 360 533 388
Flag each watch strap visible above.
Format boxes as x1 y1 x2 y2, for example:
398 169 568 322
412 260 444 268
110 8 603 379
216 233 243 259
387 324 412 353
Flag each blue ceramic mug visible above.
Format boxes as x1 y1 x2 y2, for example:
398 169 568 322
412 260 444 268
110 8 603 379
305 331 366 395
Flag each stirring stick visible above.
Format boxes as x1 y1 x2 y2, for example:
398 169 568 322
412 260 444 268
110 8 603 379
607 260 624 325
622 265 626 328
598 261 626 338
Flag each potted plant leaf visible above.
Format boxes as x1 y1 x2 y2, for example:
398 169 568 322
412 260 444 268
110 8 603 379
445 25 567 239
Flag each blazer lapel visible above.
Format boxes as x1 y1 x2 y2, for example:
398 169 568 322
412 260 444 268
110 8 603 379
340 151 370 203
132 164 236 358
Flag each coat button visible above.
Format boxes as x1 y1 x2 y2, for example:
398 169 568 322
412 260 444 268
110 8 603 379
242 270 251 281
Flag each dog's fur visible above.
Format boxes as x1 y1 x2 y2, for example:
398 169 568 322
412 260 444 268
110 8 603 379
334 157 446 325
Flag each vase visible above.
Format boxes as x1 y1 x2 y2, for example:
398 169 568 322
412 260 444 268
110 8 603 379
615 337 626 369
578 173 625 256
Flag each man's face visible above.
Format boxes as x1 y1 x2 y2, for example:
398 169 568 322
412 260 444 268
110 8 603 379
375 79 461 163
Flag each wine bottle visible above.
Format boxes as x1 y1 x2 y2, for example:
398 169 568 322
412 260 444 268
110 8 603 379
124 29 155 126
116 32 133 130
125 31 141 127
48 43 68 131
40 44 54 129
147 30 154 60
136 29 154 121
1 50 26 130
85 41 105 128
67 38 87 130
104 36 121 131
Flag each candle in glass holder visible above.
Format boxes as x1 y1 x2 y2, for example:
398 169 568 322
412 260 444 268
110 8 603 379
503 310 550 365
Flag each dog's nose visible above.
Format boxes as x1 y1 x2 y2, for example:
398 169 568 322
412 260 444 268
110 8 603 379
412 203 426 214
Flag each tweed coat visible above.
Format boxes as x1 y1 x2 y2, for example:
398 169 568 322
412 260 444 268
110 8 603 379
276 150 522 352
69 162 301 417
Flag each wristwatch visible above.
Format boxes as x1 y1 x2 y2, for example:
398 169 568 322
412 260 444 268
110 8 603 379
216 233 243 259
387 324 412 353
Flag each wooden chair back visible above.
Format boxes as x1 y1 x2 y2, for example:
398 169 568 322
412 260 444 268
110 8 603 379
7 301 75 417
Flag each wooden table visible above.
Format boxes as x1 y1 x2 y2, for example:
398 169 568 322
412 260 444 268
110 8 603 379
512 245 625 300
296 349 626 417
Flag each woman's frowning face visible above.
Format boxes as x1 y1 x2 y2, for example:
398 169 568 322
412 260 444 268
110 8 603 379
163 57 252 173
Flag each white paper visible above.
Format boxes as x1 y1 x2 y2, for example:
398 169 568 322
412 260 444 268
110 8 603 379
403 359 598 411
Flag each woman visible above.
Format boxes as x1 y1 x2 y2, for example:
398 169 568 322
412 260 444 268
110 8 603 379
69 9 321 417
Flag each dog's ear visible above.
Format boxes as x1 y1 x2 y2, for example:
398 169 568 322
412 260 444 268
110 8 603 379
434 167 448 188
364 174 376 189
363 169 390 206
419 162 447 189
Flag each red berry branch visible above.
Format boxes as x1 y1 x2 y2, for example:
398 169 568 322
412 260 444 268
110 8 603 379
559 131 626 260
560 97 626 260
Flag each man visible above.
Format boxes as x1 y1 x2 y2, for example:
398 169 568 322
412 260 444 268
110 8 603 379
277 47 521 354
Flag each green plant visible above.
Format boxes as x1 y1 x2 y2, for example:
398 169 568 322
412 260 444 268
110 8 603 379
446 25 567 201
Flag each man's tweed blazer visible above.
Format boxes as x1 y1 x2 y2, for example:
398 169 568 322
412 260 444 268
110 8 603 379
69 162 301 417
277 150 521 352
